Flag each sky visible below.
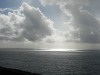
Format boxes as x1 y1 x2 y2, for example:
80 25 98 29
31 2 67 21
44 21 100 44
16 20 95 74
0 0 100 49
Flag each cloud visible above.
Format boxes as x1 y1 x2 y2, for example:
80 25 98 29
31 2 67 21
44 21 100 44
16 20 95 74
62 1 100 43
20 3 54 42
39 0 100 43
44 30 66 43
0 2 54 42
64 7 100 43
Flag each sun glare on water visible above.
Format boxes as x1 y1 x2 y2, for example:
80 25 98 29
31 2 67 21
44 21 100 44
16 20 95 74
32 49 78 52
45 49 77 52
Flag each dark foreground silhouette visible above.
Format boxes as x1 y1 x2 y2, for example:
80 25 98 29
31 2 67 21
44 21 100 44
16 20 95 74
0 66 42 75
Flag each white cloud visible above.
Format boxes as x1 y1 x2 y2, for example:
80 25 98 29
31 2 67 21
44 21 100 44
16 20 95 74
0 2 55 42
20 2 55 42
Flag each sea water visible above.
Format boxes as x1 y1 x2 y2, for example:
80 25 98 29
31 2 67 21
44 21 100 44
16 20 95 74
0 49 100 75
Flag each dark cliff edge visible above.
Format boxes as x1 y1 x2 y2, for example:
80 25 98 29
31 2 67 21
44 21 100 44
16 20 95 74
0 66 42 75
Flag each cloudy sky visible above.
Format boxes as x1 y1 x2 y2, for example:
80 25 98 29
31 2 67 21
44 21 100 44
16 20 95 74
0 0 100 49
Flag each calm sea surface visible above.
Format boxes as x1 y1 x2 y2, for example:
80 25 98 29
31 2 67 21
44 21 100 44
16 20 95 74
0 49 100 75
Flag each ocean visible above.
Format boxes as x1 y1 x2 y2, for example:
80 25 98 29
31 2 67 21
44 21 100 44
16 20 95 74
0 49 100 75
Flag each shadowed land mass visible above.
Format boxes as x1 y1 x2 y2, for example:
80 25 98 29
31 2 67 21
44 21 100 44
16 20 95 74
0 66 42 75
